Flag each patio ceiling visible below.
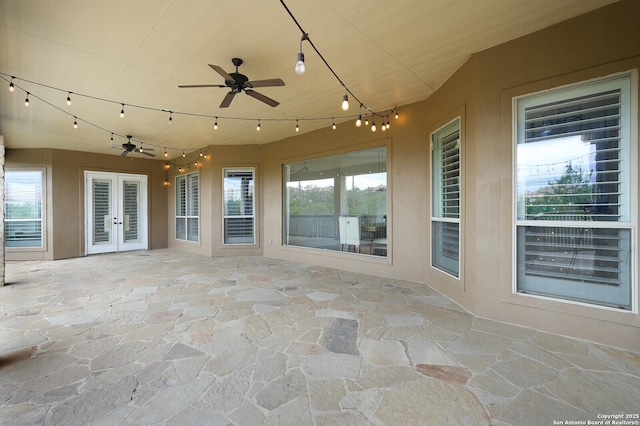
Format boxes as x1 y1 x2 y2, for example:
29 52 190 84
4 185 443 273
0 0 618 159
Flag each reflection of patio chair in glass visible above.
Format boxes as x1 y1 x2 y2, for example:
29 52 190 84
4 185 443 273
339 216 362 252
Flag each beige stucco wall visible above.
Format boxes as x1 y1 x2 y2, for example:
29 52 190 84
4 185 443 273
5 148 168 260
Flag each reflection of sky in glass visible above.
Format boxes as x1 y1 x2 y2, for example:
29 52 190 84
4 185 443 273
286 173 386 190
517 135 595 195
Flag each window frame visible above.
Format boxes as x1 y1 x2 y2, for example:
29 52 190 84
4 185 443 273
222 167 256 245
175 171 199 243
4 168 46 251
512 72 637 312
430 117 462 279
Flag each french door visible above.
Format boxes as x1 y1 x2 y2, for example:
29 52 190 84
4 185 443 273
85 171 148 254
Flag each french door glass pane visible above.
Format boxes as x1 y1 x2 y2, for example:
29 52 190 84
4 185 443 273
123 181 140 243
92 179 112 245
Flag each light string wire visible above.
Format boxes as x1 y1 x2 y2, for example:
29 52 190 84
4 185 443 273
1 71 394 164
278 0 391 120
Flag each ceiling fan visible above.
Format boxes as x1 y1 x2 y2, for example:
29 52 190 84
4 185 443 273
179 58 285 108
114 135 156 157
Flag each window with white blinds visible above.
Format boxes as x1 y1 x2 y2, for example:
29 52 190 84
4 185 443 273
223 168 255 244
175 172 199 242
515 74 634 310
4 170 44 248
431 119 461 278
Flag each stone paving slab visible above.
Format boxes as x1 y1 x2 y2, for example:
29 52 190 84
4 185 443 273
0 249 638 425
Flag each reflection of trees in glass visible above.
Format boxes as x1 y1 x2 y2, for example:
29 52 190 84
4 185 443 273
289 185 334 215
5 201 42 219
526 163 593 217
289 184 386 216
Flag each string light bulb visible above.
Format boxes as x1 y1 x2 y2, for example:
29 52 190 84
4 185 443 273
9 77 15 92
164 148 168 157
139 143 144 153
365 116 369 126
295 33 308 75
24 92 30 107
356 115 362 127
386 118 391 130
66 92 72 106
199 150 203 157
168 111 173 124
341 93 349 111
182 150 186 158
371 119 376 132
332 118 336 130
214 117 218 130
257 120 261 131
395 110 399 119
296 120 300 132
120 104 125 118
73 117 78 129
110 133 114 142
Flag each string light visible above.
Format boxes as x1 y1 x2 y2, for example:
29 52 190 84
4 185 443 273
356 115 362 127
73 117 78 129
182 150 186 158
214 117 218 129
371 119 376 132
164 148 168 157
9 77 15 92
199 150 203 157
365 116 369 126
120 104 125 118
257 120 261 131
395 109 399 119
24 92 30 106
139 142 144 153
110 133 114 142
341 93 349 111
168 111 173 124
66 92 72 106
295 33 308 75
296 120 299 132
332 118 336 130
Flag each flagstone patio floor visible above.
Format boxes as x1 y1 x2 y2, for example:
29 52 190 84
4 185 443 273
1 249 638 425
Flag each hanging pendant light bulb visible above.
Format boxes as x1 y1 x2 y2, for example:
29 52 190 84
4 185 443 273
341 93 349 111
296 120 300 132
295 51 305 75
182 150 186 158
66 92 72 106
371 119 376 132
214 117 218 130
356 115 362 127
295 33 308 75
24 92 30 107
164 148 168 157
9 77 15 92
139 143 144 153
365 116 369 126
257 120 261 131
120 104 125 118
332 118 336 130
73 117 78 129
395 110 399 119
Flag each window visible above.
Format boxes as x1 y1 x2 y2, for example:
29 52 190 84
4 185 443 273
4 170 44 248
175 172 199 242
431 119 461 277
283 146 387 256
515 74 635 310
223 168 255 244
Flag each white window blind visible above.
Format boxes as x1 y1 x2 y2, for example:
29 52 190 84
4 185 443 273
431 119 461 277
4 170 44 248
175 172 199 242
223 169 255 244
515 74 633 310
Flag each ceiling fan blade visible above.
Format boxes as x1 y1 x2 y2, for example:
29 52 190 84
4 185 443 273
247 78 285 88
137 150 156 157
245 89 279 107
209 64 233 81
219 91 236 108
179 84 227 88
121 150 129 157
